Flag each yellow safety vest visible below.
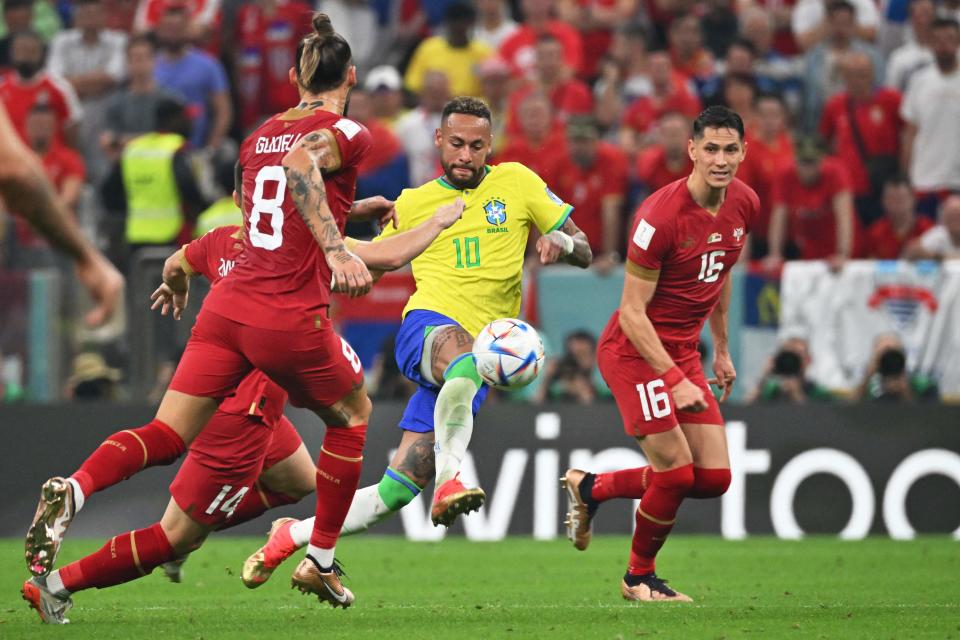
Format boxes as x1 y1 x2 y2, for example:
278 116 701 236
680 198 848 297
194 196 242 238
122 132 185 244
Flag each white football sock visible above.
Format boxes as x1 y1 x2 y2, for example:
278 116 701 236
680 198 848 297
66 477 85 512
289 518 314 547
433 377 480 486
340 484 393 536
46 570 69 597
306 544 334 569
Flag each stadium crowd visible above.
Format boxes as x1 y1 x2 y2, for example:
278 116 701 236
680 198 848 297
0 0 959 403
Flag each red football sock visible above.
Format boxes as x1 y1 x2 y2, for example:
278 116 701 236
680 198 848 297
310 425 366 549
628 464 694 575
592 466 651 502
216 481 300 531
689 467 731 499
57 523 175 593
71 420 186 498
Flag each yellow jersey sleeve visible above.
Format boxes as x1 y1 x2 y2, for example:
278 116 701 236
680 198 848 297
373 189 415 242
514 163 574 235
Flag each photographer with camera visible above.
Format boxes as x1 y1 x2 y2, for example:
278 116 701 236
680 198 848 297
746 336 833 403
853 334 938 402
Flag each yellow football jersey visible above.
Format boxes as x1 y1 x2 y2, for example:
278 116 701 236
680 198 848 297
376 162 572 336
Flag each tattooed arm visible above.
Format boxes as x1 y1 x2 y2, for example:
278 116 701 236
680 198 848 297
536 217 593 268
282 129 372 297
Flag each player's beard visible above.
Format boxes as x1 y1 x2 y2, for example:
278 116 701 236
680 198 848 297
442 162 484 190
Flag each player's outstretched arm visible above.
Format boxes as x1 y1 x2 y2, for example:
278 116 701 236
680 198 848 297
0 103 123 327
349 198 464 271
707 275 736 402
150 248 192 320
350 196 399 229
619 268 707 412
282 130 372 297
536 218 593 268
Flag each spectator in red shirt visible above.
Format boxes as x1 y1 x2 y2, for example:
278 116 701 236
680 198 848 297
548 115 628 271
10 103 86 265
620 50 701 155
0 31 82 147
635 111 692 192
738 93 795 256
557 0 639 79
233 0 311 131
819 51 902 225
767 137 859 269
667 13 716 85
496 91 565 184
499 0 584 78
506 33 593 134
864 174 934 259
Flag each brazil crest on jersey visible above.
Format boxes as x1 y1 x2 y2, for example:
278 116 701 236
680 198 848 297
376 162 573 336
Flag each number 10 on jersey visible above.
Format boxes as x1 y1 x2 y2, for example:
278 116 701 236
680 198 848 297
453 236 480 268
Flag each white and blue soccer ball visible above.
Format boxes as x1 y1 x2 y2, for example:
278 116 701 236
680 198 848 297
472 318 545 389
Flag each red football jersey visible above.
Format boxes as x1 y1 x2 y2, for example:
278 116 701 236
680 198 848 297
505 80 594 135
183 225 289 427
864 216 934 259
549 142 628 254
736 131 794 240
0 72 81 143
499 21 584 78
204 109 371 331
622 85 702 135
14 143 85 248
601 178 759 349
772 157 861 260
819 89 902 196
635 145 692 193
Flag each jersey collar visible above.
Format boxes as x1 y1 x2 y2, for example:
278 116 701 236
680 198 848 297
435 165 492 190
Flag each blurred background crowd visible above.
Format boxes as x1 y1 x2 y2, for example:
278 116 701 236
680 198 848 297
0 0 958 405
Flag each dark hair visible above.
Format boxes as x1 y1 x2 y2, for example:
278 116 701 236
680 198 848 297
28 101 53 115
932 17 960 32
728 37 757 58
441 96 492 125
444 1 476 23
754 91 786 108
882 172 912 190
826 0 856 16
127 32 156 52
565 329 597 347
692 105 745 140
536 32 561 46
724 72 757 90
617 23 649 44
295 12 352 94
155 97 190 136
3 0 33 11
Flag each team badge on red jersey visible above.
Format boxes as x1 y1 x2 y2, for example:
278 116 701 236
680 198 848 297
733 227 745 242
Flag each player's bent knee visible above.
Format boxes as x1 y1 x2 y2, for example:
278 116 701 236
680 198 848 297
651 463 696 495
691 467 731 498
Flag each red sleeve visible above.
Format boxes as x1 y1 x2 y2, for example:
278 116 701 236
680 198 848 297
330 118 372 169
626 202 673 271
744 183 761 231
771 168 789 206
825 158 852 194
555 23 584 76
566 82 593 115
183 225 242 282
623 98 652 133
635 147 659 185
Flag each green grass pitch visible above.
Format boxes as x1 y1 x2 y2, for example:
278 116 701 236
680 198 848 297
2 536 958 639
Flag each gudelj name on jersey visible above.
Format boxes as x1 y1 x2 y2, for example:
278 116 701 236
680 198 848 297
254 133 303 155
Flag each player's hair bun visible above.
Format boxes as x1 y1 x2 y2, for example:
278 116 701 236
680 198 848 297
312 12 335 38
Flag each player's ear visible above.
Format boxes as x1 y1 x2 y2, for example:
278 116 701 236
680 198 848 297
434 127 443 149
232 189 240 207
288 67 297 88
687 138 696 163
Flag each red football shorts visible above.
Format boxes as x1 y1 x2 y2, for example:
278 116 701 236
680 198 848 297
169 308 364 410
170 413 303 527
598 340 724 437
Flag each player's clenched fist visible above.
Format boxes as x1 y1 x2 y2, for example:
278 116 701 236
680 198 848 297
327 247 373 298
536 230 573 264
433 197 465 229
670 377 708 412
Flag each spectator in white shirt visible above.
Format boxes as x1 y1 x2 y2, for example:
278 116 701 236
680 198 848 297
792 0 879 50
47 0 127 182
474 0 518 50
905 195 960 259
899 18 960 218
395 70 451 187
885 0 937 92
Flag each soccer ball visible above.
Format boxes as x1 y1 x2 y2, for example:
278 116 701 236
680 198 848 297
472 318 545 389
